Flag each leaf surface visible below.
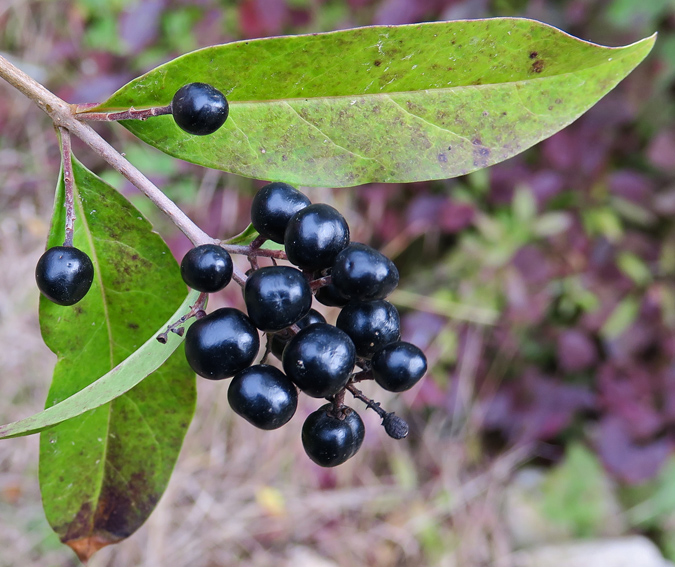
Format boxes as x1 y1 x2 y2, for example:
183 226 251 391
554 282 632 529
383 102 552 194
38 158 196 562
0 290 199 440
91 19 655 187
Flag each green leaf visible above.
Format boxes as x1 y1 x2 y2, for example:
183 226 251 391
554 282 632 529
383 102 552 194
38 157 196 562
222 223 259 245
601 295 640 339
540 443 616 538
222 223 284 250
91 19 656 187
0 289 199 440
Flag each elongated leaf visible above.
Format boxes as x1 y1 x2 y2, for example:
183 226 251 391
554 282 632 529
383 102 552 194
38 158 196 562
90 19 655 187
0 289 199 440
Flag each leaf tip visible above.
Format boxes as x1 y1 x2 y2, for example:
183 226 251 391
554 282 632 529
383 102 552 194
67 533 122 564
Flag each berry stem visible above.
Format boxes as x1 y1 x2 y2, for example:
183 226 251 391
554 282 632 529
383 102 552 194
0 54 212 247
345 383 410 439
156 292 208 343
309 275 331 291
74 104 173 122
59 128 76 248
221 243 287 260
249 235 267 250
351 369 373 383
345 383 387 419
329 390 346 415
231 268 247 287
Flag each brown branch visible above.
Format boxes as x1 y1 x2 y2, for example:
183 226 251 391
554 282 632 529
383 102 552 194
75 104 173 122
59 128 76 247
0 54 212 247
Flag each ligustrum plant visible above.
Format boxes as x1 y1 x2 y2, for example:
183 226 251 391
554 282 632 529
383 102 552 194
0 18 655 563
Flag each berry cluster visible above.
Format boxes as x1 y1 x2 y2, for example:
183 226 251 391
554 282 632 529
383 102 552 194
34 83 428 468
180 181 427 467
35 83 231 307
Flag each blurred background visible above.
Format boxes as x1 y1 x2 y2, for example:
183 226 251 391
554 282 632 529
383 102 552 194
1 0 674 566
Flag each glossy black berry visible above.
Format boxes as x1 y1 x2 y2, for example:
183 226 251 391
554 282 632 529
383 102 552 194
228 365 298 430
184 308 259 380
336 300 400 358
282 323 356 398
331 243 399 301
251 183 311 244
172 82 229 136
284 204 350 271
244 266 312 332
270 309 326 359
371 341 427 392
180 244 233 293
302 404 365 467
35 246 94 306
314 280 349 307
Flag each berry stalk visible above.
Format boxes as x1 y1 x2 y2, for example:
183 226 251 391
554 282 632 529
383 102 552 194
73 104 173 122
59 128 76 248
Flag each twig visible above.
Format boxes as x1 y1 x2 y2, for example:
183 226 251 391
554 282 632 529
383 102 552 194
75 104 173 122
310 275 331 291
345 383 409 439
59 128 76 248
156 292 208 343
221 244 287 259
0 54 211 247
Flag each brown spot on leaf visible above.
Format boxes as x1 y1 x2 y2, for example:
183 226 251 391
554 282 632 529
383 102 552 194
555 98 562 104
438 153 448 163
374 60 381 67
529 51 538 59
128 322 139 330
532 59 545 73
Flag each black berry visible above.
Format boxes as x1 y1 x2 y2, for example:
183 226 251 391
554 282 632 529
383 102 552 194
184 308 259 380
282 323 356 398
371 341 427 392
270 308 326 359
228 364 298 430
244 266 312 331
35 246 94 306
336 300 401 358
332 243 399 301
302 404 365 467
172 82 229 136
314 279 349 307
284 204 350 271
180 244 233 293
251 183 311 244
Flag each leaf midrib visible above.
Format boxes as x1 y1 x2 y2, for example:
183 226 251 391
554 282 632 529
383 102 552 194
72 168 114 531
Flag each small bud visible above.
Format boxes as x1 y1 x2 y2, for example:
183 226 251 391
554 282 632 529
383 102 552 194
382 413 409 439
